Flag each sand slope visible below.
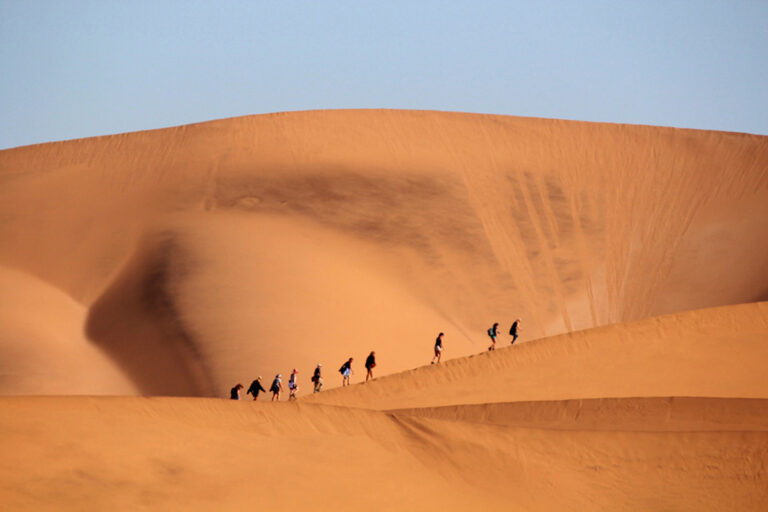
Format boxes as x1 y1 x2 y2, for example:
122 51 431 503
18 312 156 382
2 302 768 510
306 301 768 410
1 110 768 395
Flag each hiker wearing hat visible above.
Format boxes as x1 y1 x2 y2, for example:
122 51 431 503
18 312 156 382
270 374 283 401
312 363 323 393
288 369 299 400
246 376 266 401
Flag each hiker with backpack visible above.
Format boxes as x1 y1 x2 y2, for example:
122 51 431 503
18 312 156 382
488 322 499 351
432 332 444 364
270 374 283 401
311 363 323 393
246 377 266 401
365 351 376 382
510 318 521 344
339 357 353 387
288 369 299 400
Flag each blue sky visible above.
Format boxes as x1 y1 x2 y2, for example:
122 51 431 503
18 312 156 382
1 0 767 149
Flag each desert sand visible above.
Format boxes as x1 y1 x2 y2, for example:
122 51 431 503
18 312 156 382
1 110 767 510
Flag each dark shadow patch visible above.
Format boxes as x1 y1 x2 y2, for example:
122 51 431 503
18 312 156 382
85 231 216 396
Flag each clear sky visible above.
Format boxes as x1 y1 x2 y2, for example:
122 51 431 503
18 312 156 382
1 0 767 149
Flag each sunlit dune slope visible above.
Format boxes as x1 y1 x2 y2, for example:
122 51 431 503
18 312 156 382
306 301 768 410
1 110 767 395
2 396 767 511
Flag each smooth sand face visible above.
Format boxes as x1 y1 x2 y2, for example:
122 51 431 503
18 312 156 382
1 110 768 510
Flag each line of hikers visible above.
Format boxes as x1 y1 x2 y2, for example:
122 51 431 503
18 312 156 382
487 318 521 351
230 351 377 401
230 319 521 400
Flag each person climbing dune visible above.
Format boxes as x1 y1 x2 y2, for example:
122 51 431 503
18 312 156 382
270 374 283 401
230 383 243 400
288 369 299 400
510 318 521 344
339 357 353 387
365 351 376 382
488 322 499 350
432 332 444 364
312 363 323 393
246 377 266 401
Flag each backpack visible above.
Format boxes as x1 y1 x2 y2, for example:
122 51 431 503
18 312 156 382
339 364 346 374
488 327 494 337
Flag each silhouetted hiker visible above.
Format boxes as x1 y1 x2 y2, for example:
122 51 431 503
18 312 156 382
312 363 323 393
510 318 521 344
487 322 499 351
339 357 353 387
288 369 299 400
365 351 376 382
432 332 444 364
246 377 266 401
230 383 243 400
270 374 283 401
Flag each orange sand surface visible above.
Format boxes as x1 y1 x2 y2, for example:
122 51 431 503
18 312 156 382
1 110 767 510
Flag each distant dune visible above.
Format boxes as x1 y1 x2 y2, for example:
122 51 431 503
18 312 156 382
1 110 767 510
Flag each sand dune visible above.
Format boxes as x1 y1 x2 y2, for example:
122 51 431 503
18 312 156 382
2 303 767 510
2 110 768 395
1 110 768 510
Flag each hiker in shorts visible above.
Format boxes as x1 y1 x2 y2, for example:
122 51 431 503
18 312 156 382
270 374 283 401
288 369 299 400
339 357 353 387
487 322 499 351
312 363 323 393
230 383 244 400
246 377 266 401
432 332 444 364
510 318 521 344
365 351 376 382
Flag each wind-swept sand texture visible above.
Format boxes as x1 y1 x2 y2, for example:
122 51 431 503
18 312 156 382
1 110 768 510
